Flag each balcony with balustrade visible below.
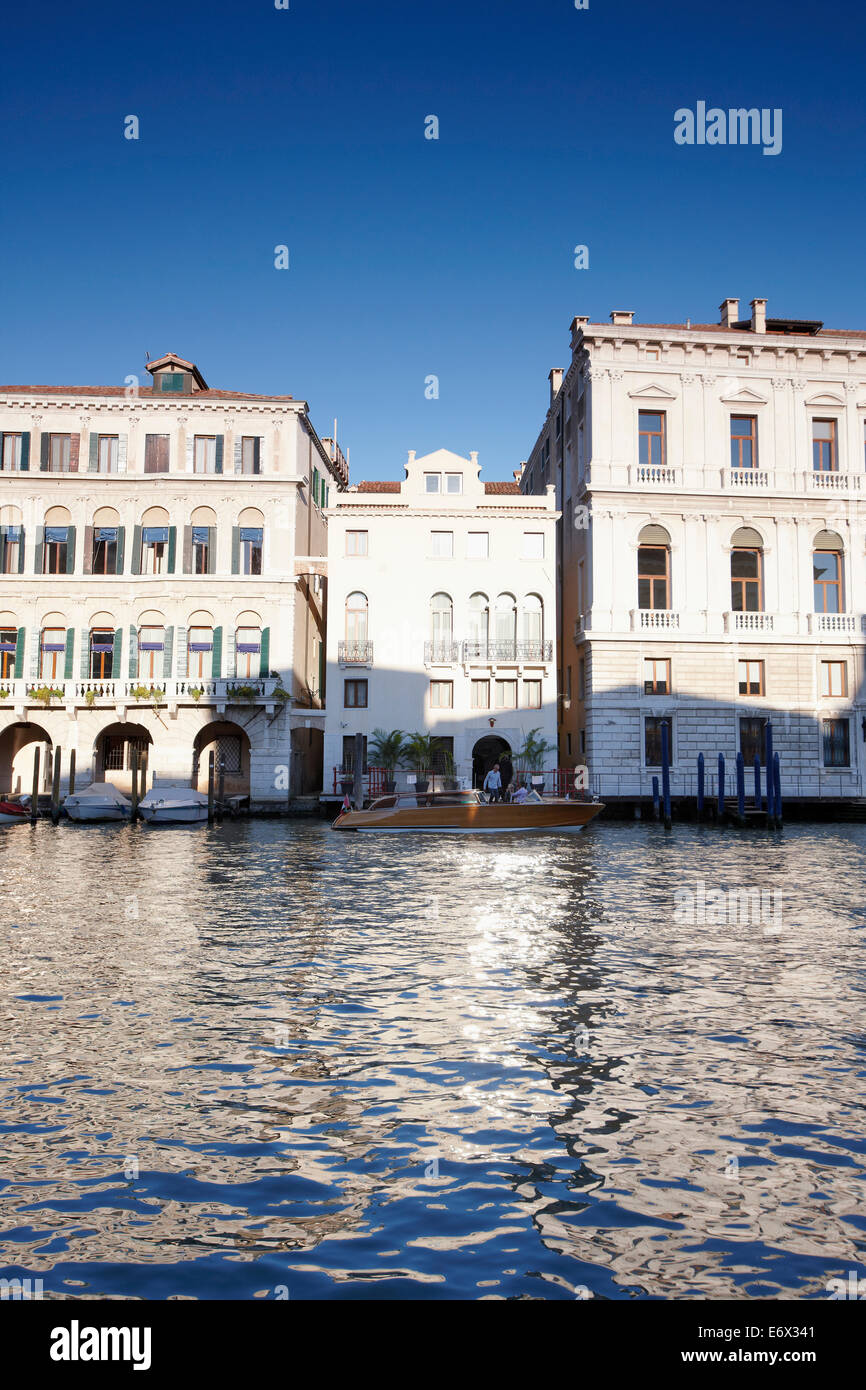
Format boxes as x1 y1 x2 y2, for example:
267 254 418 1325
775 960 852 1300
338 641 374 666
460 639 553 665
0 676 287 718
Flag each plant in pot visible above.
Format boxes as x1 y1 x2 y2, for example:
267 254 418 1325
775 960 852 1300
368 728 406 795
338 765 354 796
515 727 556 793
438 748 459 792
403 733 436 797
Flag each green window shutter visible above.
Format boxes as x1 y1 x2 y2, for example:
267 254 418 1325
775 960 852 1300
14 627 25 678
17 527 25 574
167 526 177 574
64 628 75 680
131 525 141 575
212 625 223 678
182 526 192 574
162 626 174 678
80 627 89 678
88 433 98 470
128 625 138 678
34 526 44 574
254 437 261 472
66 525 76 574
259 626 270 677
115 526 125 574
112 628 123 678
208 527 217 574
40 435 49 471
20 432 30 471
231 526 240 575
215 436 224 474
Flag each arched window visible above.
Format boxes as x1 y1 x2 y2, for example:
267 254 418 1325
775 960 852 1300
187 620 214 679
89 614 116 679
1 505 23 576
430 593 453 652
494 593 517 653
521 594 544 650
40 620 67 680
813 531 844 614
637 525 671 611
0 611 18 680
468 593 489 656
731 527 764 612
43 506 72 575
345 592 368 643
235 621 262 679
138 623 165 680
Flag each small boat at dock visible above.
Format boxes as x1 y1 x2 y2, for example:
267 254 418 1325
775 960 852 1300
65 782 131 822
0 799 28 825
332 788 604 833
138 787 209 824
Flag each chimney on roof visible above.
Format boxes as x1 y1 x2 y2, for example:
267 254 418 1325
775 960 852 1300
610 310 634 326
514 462 526 484
750 298 767 334
572 315 590 329
549 368 564 404
719 298 739 328
469 451 479 469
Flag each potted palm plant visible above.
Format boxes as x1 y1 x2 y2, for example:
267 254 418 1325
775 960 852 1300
515 727 556 792
368 728 405 795
439 748 459 792
403 732 436 796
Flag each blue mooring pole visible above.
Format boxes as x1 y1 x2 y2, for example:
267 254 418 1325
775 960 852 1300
736 751 745 824
765 721 775 828
753 754 761 810
651 775 660 820
773 752 783 828
717 753 725 819
697 752 705 819
661 722 672 829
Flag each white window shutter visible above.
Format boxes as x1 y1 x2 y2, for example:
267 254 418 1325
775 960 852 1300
233 438 242 474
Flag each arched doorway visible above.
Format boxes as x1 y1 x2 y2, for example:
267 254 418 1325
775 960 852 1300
193 721 251 797
472 735 511 790
0 722 52 794
95 722 153 792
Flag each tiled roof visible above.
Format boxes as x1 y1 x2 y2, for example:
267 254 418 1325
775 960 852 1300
356 481 402 492
576 321 866 340
0 385 296 400
484 481 521 494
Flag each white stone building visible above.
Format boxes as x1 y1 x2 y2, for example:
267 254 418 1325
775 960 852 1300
0 353 346 806
521 298 866 803
323 448 559 795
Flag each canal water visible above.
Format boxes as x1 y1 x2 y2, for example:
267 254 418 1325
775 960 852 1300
1 818 864 1300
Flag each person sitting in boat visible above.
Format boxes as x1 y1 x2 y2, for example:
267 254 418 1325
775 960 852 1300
483 763 502 803
511 783 529 803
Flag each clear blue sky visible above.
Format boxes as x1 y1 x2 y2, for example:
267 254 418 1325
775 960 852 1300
2 0 864 480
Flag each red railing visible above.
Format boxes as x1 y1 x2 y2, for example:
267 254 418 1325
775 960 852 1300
332 766 387 796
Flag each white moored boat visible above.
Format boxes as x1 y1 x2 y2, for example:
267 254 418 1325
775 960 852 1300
138 787 210 824
64 782 131 822
0 798 28 825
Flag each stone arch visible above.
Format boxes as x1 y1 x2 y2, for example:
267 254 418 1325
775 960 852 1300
0 721 53 795
471 734 511 790
93 721 153 792
192 720 251 797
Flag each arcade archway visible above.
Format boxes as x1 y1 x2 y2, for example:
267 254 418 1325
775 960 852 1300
0 722 52 795
472 735 511 790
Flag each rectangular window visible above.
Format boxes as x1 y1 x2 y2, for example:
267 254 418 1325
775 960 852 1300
1 526 21 574
638 546 670 609
192 526 209 574
144 434 170 473
0 628 17 679
424 473 440 493
731 548 762 611
645 347 659 361
739 717 766 766
523 679 542 708
240 436 260 475
738 659 765 696
821 661 847 698
813 550 842 613
523 532 544 559
92 527 118 576
1 434 22 470
643 657 670 695
193 436 217 473
430 680 453 709
644 716 672 766
89 628 114 679
97 436 118 473
141 526 168 574
823 718 850 767
466 532 489 559
158 372 185 392
730 416 757 469
495 679 517 710
566 732 573 757
40 627 66 680
344 679 368 708
43 527 68 574
241 528 263 575
235 626 261 679
346 530 368 556
638 411 666 467
48 434 72 472
342 734 368 773
138 625 164 679
812 418 837 472
471 679 490 709
578 657 586 700
445 474 462 494
430 531 453 558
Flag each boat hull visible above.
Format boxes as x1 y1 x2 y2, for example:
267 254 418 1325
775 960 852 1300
138 804 209 824
65 804 129 822
0 811 27 824
333 799 604 833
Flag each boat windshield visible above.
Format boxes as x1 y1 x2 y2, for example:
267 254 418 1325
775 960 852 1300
383 791 484 808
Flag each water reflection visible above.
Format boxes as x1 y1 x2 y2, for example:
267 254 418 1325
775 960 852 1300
0 819 864 1299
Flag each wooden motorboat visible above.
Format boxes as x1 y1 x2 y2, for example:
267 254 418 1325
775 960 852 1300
0 799 28 825
332 788 604 833
65 782 131 822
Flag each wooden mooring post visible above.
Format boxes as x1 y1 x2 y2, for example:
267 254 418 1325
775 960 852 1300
696 752 705 819
735 752 746 826
130 748 140 821
352 732 364 808
717 754 725 819
207 751 215 821
30 746 40 823
660 721 672 829
68 749 76 796
217 754 226 820
50 746 62 824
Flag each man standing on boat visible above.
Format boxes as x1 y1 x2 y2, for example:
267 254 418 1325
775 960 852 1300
483 763 502 803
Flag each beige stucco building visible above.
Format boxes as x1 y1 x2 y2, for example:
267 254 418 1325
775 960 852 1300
0 353 346 805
